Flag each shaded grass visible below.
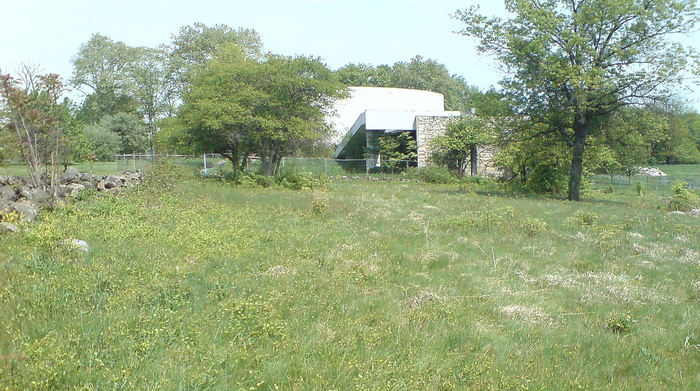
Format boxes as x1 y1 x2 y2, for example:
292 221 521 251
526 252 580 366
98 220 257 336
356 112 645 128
1 177 700 389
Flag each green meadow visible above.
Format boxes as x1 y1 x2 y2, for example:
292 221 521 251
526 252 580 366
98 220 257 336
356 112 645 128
1 166 700 390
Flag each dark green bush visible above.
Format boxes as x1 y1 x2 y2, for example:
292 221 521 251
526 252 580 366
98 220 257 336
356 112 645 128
409 166 456 184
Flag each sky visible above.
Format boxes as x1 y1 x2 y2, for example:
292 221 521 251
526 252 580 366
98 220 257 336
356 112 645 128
1 0 699 108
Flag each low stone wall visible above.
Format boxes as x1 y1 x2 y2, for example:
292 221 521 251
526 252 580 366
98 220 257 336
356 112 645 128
0 167 142 226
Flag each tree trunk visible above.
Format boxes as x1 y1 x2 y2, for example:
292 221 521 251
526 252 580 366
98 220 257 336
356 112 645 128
470 144 478 176
567 119 589 201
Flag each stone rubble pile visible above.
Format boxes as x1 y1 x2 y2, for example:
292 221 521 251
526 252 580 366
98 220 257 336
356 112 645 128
0 167 142 224
637 167 668 177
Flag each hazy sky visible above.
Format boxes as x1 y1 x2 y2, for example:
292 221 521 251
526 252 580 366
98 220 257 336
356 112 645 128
2 0 699 107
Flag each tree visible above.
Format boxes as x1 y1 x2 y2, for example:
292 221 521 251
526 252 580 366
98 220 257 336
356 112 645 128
167 23 263 105
0 65 68 191
366 131 417 172
71 33 142 123
179 47 347 176
98 112 147 154
336 57 478 111
431 116 493 177
456 0 700 200
336 63 392 87
132 47 172 149
649 103 700 164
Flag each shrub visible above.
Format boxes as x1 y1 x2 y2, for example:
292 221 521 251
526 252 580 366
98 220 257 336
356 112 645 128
277 166 329 191
565 211 599 227
668 181 700 212
520 218 548 236
606 313 634 334
409 166 456 184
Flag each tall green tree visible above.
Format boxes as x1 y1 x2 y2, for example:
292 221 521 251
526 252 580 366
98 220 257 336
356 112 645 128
456 0 700 200
167 23 263 104
70 33 142 123
179 47 347 176
132 47 172 149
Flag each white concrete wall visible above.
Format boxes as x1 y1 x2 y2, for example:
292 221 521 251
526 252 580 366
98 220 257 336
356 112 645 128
328 87 448 143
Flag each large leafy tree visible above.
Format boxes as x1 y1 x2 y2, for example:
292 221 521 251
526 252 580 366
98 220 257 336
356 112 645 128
167 23 263 104
179 47 347 176
70 33 142 123
456 0 700 200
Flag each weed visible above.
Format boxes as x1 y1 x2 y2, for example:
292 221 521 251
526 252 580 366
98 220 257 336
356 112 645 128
520 217 548 236
565 210 600 227
606 312 635 334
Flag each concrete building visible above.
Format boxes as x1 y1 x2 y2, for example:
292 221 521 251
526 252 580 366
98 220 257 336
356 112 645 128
329 87 461 167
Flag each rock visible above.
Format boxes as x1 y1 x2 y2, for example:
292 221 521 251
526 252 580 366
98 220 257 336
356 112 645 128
637 167 668 177
61 239 90 252
106 175 126 187
80 181 96 191
0 222 19 233
0 176 21 186
668 210 686 216
0 201 15 214
11 202 38 222
690 209 700 217
0 186 18 202
64 183 86 197
59 167 81 184
29 189 52 205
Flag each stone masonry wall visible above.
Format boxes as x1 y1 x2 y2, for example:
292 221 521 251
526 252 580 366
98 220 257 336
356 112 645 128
415 116 458 167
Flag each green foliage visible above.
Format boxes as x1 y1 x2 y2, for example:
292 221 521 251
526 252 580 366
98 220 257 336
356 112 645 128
498 126 571 195
606 313 635 334
431 116 493 177
408 165 456 184
520 218 547 236
179 49 347 176
366 131 417 172
0 66 68 189
277 165 330 191
456 0 700 200
669 181 700 212
565 211 600 228
98 112 147 154
80 122 122 161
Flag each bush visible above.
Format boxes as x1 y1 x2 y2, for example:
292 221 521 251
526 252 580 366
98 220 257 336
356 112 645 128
277 165 330 191
409 166 456 184
668 181 700 212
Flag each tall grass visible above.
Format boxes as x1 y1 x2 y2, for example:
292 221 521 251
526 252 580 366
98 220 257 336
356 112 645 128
1 172 699 389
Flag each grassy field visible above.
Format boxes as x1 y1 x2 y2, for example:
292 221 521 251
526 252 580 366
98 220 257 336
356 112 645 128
1 166 700 389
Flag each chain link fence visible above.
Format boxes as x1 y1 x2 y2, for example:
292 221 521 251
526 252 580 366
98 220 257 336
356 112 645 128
590 173 698 195
116 154 418 176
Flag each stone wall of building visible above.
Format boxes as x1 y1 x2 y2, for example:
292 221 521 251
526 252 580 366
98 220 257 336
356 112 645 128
415 116 458 167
